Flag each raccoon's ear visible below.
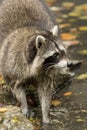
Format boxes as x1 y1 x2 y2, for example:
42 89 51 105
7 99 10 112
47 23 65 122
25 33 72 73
50 25 58 36
36 35 45 49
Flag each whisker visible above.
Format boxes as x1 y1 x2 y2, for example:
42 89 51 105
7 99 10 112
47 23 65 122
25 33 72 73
41 62 55 72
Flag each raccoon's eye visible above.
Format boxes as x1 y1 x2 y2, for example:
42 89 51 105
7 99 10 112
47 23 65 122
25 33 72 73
53 52 59 58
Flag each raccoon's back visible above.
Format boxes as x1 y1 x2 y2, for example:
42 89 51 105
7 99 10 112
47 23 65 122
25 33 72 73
0 0 55 44
0 27 32 81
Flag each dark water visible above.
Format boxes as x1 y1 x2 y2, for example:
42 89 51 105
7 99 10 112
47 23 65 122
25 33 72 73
50 0 87 130
40 0 87 130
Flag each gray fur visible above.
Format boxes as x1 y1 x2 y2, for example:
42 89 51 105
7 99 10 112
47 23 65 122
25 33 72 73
0 0 56 44
0 0 73 123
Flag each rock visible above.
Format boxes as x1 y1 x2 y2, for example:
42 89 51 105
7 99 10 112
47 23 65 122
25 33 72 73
0 105 34 130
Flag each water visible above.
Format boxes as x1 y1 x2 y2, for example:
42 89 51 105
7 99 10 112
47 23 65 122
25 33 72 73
40 0 87 130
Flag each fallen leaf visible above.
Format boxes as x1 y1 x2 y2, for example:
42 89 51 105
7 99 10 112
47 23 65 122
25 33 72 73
60 23 71 29
82 4 87 11
46 0 56 6
0 79 5 85
63 40 79 49
69 19 77 22
50 7 63 12
69 12 81 17
77 73 87 80
62 2 74 9
62 14 68 18
74 5 83 11
0 108 8 113
60 33 77 40
63 91 72 96
79 50 87 55
29 118 34 121
12 117 19 123
51 100 62 106
56 18 63 23
76 118 86 122
78 26 87 31
69 40 79 45
79 16 87 20
70 28 78 33
74 5 86 12
81 110 87 113
0 76 3 81
29 118 40 124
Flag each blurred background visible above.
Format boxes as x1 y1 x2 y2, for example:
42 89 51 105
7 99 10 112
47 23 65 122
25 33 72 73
45 0 87 130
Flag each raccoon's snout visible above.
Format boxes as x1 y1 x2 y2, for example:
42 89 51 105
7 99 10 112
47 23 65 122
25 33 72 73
67 60 82 71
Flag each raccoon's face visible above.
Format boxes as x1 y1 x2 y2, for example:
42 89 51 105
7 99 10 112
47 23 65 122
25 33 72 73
27 26 79 76
39 38 72 76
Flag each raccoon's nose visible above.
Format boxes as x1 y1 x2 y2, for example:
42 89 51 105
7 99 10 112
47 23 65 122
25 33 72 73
67 63 72 68
67 60 82 71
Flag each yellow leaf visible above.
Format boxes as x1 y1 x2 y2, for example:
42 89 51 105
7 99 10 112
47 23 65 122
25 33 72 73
69 19 77 22
62 2 74 9
60 33 77 40
60 23 71 29
74 4 86 11
51 100 62 106
69 12 80 17
56 18 63 23
63 91 72 96
0 79 5 85
79 16 87 20
79 50 87 55
76 118 86 122
77 73 87 80
12 117 19 123
0 108 8 113
74 5 84 11
29 118 34 121
62 14 68 18
78 26 87 31
75 4 87 12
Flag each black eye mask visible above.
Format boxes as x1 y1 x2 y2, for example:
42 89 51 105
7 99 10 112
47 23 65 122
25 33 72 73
43 50 66 68
43 52 60 67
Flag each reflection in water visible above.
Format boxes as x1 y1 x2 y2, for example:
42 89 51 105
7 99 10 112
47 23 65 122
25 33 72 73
42 123 52 130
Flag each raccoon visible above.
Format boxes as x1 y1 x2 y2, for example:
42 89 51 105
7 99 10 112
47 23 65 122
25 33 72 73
0 0 80 123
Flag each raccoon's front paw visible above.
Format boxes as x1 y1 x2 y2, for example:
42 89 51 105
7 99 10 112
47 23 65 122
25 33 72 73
22 106 34 119
43 117 50 123
21 107 30 118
